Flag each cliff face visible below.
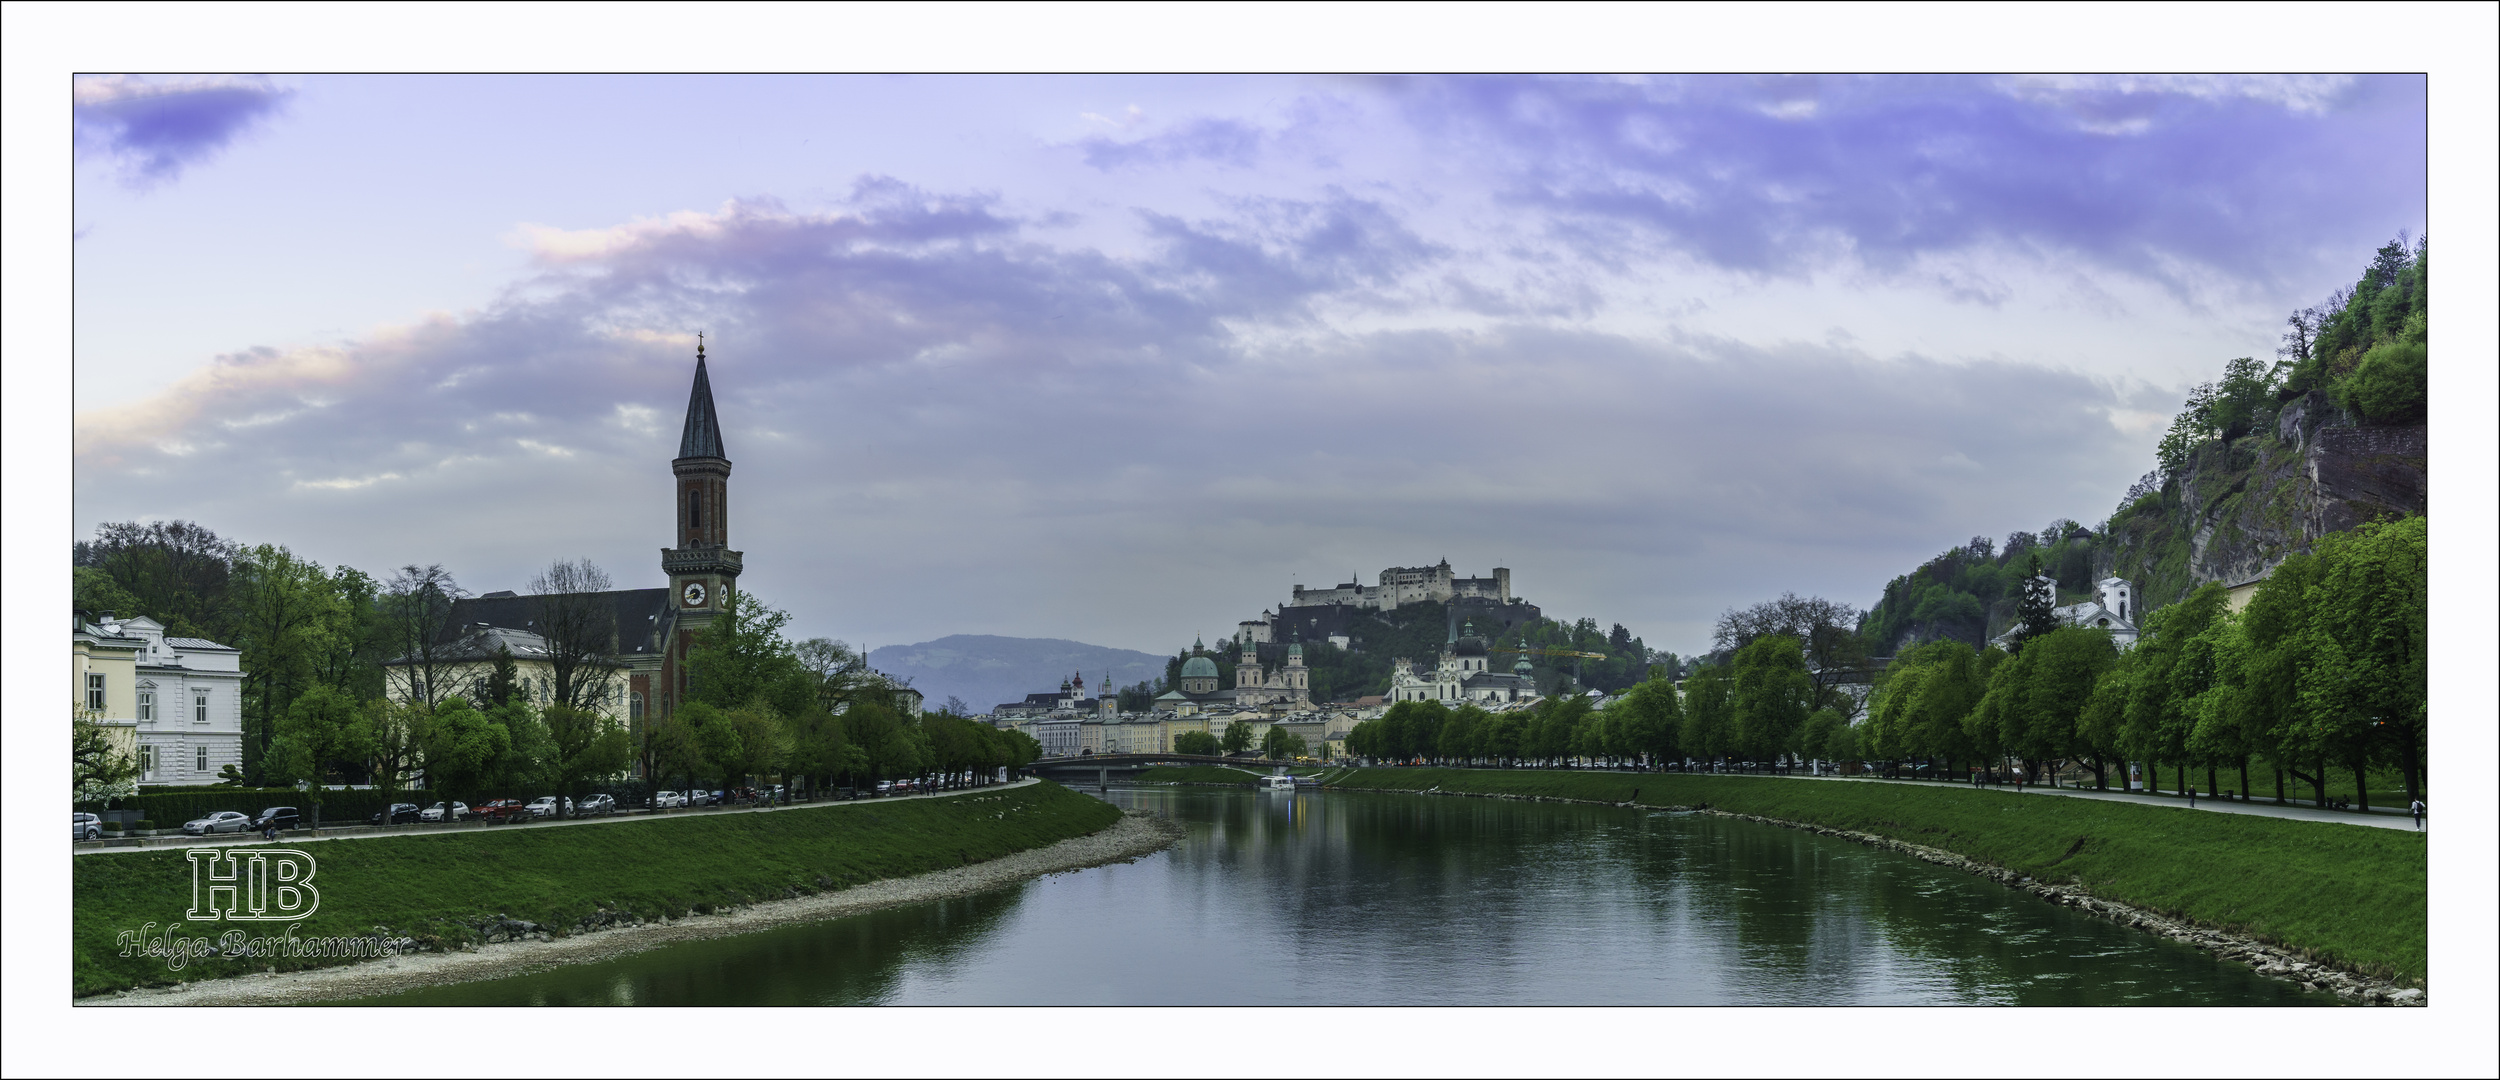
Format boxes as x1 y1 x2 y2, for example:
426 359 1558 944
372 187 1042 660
2105 391 2426 609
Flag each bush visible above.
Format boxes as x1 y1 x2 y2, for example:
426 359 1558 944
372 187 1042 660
134 820 156 831
2331 340 2427 423
102 822 123 833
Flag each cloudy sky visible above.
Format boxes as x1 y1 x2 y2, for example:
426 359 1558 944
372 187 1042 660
66 72 2429 656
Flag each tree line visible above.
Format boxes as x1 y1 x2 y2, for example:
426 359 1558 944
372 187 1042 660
71 520 1037 813
1861 517 2425 807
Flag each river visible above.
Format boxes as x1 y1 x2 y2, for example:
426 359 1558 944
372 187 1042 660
346 785 2330 1005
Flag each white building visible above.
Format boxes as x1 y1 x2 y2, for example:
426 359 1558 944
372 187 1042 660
1388 624 1539 705
1991 575 2141 650
107 616 245 785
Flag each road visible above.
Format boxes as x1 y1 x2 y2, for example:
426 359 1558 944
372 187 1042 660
72 777 1040 856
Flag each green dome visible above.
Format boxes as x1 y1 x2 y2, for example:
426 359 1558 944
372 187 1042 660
1181 655 1219 678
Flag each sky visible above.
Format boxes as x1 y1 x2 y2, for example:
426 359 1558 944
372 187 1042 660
66 72 2429 657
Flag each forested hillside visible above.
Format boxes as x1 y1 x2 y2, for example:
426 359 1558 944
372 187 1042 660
1117 600 1666 707
1861 234 2429 652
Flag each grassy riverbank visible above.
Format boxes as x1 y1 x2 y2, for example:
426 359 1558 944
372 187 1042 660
73 781 1121 997
1329 768 2428 985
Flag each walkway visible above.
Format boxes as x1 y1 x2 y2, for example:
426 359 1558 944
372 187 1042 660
1790 773 2422 831
72 777 1040 857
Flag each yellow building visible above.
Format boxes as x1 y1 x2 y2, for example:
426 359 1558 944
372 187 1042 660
383 624 631 725
72 618 142 767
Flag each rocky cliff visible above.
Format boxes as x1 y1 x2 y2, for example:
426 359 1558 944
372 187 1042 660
2103 390 2426 609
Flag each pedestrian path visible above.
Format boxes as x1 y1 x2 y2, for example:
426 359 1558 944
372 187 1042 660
1797 773 2421 831
72 777 1040 856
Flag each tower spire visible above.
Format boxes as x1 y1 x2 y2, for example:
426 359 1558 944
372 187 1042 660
678 337 727 461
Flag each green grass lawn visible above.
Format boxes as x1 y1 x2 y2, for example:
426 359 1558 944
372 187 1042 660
72 781 1121 997
1330 767 2428 986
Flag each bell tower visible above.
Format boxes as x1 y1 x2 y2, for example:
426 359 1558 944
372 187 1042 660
662 336 743 621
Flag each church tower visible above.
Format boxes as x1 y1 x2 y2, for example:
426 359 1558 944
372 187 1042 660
662 337 743 661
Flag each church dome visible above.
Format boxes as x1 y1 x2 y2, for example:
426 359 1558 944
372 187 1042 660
1515 656 1534 675
1181 655 1219 679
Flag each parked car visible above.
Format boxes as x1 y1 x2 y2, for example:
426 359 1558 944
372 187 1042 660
654 790 687 809
684 789 713 807
74 812 103 841
873 780 895 797
184 811 252 835
253 807 303 833
474 799 530 823
419 801 470 822
577 794 616 816
525 796 572 819
370 803 422 826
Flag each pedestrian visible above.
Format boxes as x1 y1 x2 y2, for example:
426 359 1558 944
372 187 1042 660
2411 798 2425 830
2187 785 2195 808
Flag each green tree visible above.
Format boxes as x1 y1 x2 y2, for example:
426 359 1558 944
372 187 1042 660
1172 730 1219 756
684 590 813 717
1729 635 1812 768
263 682 371 788
1263 725 1307 761
73 718 140 805
2123 583 2230 796
231 543 347 781
2292 517 2427 807
421 697 511 812
355 697 428 801
1678 664 1733 766
1220 718 1256 756
540 703 633 817
73 520 243 640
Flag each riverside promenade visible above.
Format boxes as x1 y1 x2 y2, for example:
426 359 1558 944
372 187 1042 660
1794 772 2420 831
71 777 1041 856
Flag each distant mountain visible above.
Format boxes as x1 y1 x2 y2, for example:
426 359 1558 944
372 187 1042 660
867 635 1167 714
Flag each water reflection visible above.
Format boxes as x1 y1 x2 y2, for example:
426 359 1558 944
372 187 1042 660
345 788 2331 1006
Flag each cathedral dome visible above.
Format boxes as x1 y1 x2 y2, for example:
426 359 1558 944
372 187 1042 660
1181 655 1219 679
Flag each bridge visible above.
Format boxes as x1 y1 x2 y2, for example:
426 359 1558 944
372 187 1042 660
1024 754 1294 784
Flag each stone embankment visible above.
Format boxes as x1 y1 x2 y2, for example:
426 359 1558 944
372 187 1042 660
84 810 1185 1007
1346 783 2426 1007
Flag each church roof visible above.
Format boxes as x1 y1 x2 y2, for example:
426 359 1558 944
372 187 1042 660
440 588 674 655
678 345 728 460
1181 655 1220 678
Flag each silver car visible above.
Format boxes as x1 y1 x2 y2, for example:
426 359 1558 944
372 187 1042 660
184 811 252 835
73 812 102 841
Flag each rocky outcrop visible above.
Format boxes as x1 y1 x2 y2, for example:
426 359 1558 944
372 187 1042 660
2109 392 2425 607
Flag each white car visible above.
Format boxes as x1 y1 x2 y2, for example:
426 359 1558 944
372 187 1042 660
526 796 570 818
419 801 471 823
684 789 713 807
184 811 252 835
654 790 686 809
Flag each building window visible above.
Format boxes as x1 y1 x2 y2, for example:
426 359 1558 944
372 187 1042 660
195 691 210 723
139 745 157 777
197 745 209 772
87 673 106 711
630 692 644 722
138 691 153 720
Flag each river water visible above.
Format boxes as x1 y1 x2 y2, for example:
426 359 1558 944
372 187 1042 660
349 786 2330 1006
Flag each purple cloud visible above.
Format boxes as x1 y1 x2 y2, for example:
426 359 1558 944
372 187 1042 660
1081 117 1267 170
1395 75 2424 291
75 174 2151 653
74 75 292 185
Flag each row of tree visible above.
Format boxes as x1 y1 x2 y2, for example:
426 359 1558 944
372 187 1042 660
1861 517 2426 806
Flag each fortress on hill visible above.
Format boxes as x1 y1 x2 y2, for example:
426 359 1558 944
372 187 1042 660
1286 560 1512 610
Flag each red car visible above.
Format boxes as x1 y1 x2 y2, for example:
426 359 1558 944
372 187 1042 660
474 799 530 823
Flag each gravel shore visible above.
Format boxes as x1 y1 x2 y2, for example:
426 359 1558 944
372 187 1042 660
85 811 1185 1007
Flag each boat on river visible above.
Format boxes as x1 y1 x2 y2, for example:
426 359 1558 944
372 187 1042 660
1257 773 1297 791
